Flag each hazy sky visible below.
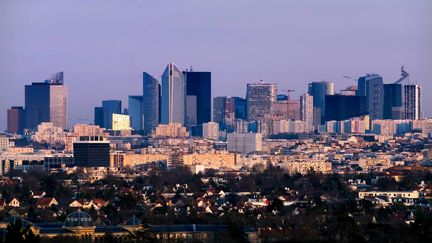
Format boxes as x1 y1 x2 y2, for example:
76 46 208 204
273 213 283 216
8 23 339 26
1 0 431 130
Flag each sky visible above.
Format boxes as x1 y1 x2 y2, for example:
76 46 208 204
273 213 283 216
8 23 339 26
0 0 431 130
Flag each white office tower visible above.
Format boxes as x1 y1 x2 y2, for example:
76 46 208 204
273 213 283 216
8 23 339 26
300 93 314 132
227 133 262 154
404 84 422 120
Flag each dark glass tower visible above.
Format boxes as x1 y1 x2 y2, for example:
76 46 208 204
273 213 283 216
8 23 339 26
102 100 121 129
325 95 368 121
184 70 211 128
308 81 334 124
94 107 104 127
73 136 110 167
142 72 160 135
128 95 143 131
25 72 68 130
383 83 404 119
357 74 384 120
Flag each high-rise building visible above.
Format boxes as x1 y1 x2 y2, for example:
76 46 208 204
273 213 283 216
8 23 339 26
73 136 110 167
128 96 143 131
213 96 246 131
184 71 211 128
94 107 104 127
143 72 160 135
300 94 314 132
7 106 25 134
161 63 185 125
325 95 368 122
25 72 68 130
404 84 422 120
308 81 334 124
246 81 277 121
357 74 384 120
102 100 121 129
384 84 404 119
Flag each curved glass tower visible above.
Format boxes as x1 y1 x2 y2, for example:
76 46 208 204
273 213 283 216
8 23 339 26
161 63 185 125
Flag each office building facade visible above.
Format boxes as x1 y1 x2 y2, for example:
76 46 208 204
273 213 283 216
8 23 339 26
325 95 367 122
300 94 314 132
161 63 185 125
246 81 277 121
7 106 25 134
184 71 211 128
102 100 121 130
142 72 160 135
308 81 334 124
128 96 143 131
73 136 110 167
404 84 422 120
357 74 384 120
25 72 68 130
383 83 404 119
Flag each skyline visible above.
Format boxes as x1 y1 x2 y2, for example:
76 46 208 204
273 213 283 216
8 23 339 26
1 0 432 130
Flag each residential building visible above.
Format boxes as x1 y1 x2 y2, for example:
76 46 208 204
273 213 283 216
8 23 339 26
227 133 262 154
246 81 277 121
404 84 421 120
202 122 219 140
300 94 314 132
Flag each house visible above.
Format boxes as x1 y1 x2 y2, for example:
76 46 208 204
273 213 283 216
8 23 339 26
69 199 107 210
8 198 20 208
36 197 59 209
31 191 47 199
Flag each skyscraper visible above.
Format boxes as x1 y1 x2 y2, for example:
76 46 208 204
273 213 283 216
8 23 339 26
404 84 421 120
161 63 185 125
142 72 160 135
246 81 277 121
325 95 368 121
25 72 68 130
94 107 104 127
308 81 334 124
102 100 121 129
7 106 25 134
128 96 143 131
357 74 384 120
383 83 404 119
184 70 211 128
213 96 246 131
300 94 314 132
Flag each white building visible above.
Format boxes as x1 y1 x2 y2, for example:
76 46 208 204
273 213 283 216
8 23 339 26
227 133 262 154
272 120 307 134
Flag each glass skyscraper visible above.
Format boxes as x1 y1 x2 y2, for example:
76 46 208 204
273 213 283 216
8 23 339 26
161 63 185 125
308 81 334 125
383 83 404 119
128 95 144 131
184 71 211 128
357 74 384 120
102 100 122 129
25 72 68 130
142 72 160 135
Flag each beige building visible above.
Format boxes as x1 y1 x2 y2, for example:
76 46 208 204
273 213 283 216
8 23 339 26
359 190 419 199
183 152 237 170
282 159 332 174
110 152 169 168
152 123 189 138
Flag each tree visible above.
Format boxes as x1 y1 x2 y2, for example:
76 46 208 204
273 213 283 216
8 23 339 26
5 220 40 243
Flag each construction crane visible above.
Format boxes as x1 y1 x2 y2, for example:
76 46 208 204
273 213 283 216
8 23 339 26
394 66 409 84
281 89 295 101
342 75 357 82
